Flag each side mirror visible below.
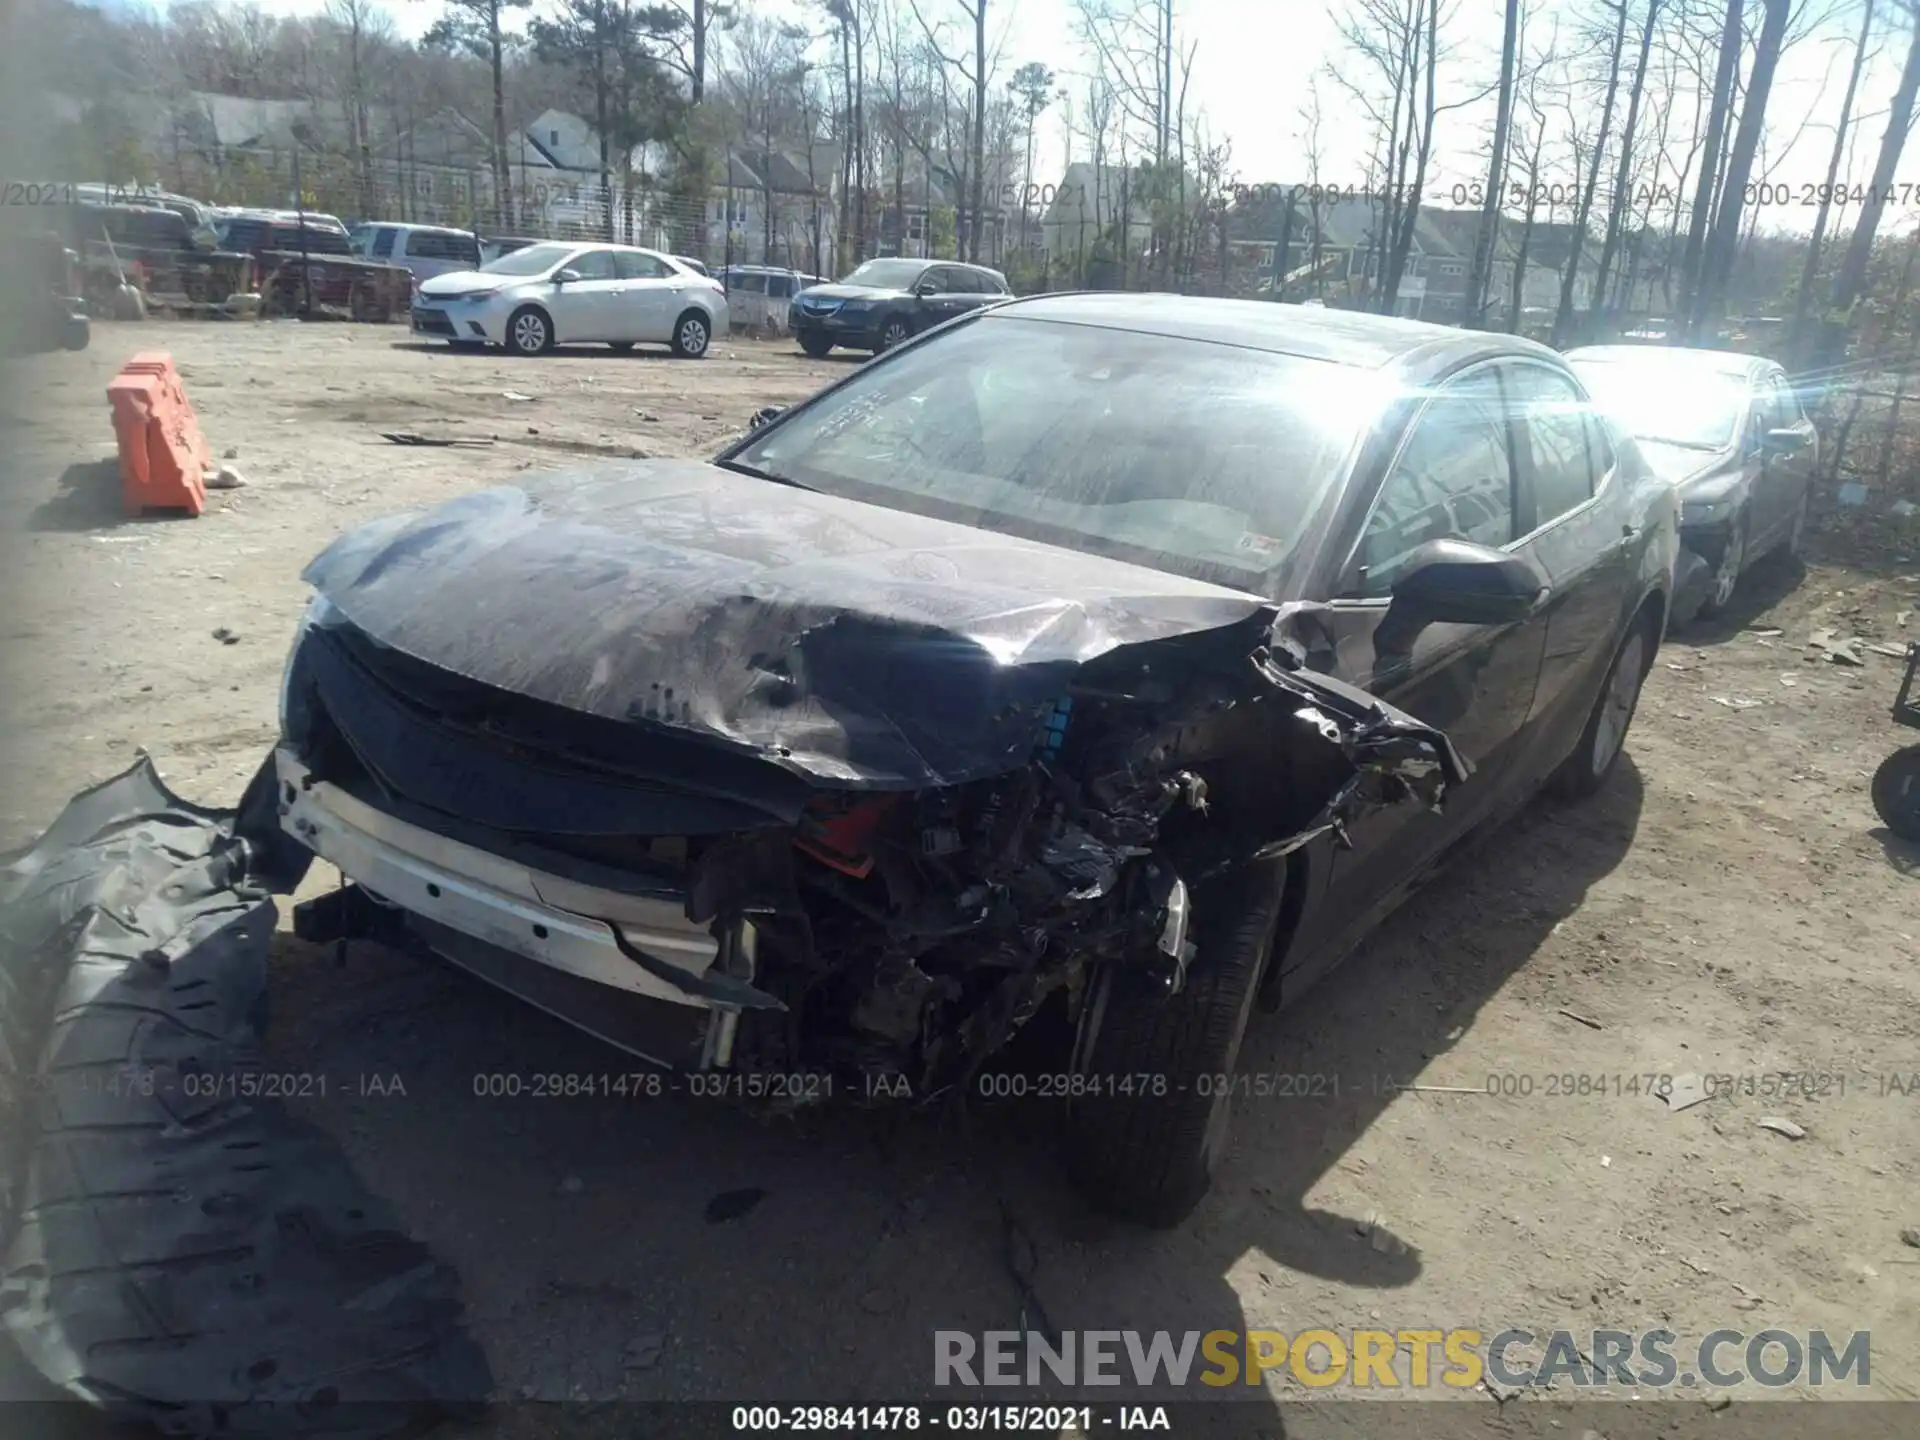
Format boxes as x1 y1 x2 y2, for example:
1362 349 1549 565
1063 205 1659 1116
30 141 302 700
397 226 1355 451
554 268 582 285
912 280 937 297
1385 537 1547 628
1763 426 1809 455
749 405 784 431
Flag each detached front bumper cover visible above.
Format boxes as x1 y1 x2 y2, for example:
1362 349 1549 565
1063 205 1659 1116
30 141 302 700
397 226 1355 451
0 756 490 1437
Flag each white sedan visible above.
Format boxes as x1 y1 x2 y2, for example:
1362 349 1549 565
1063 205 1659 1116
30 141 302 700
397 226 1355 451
412 241 729 358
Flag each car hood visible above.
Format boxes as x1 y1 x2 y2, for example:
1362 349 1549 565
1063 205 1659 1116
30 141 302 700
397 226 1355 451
795 284 905 303
419 268 517 296
300 460 1272 790
1635 440 1737 491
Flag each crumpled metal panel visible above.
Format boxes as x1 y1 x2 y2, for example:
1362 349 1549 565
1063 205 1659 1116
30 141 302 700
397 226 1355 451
300 460 1273 790
0 758 490 1438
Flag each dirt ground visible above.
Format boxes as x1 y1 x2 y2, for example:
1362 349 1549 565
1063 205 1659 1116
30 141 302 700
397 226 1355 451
1 320 1916 1437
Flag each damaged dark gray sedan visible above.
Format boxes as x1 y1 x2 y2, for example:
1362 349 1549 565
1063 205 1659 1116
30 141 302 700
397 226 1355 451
272 295 1678 1226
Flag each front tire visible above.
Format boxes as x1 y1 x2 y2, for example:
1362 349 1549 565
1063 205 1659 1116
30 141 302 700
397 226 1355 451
1696 512 1748 618
878 315 911 351
1779 490 1811 561
506 305 552 356
798 328 833 358
1064 861 1285 1228
1872 744 1920 842
672 309 711 358
1549 611 1654 800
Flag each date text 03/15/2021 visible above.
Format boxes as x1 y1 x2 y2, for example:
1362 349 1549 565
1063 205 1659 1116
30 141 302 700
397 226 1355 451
729 1405 1172 1432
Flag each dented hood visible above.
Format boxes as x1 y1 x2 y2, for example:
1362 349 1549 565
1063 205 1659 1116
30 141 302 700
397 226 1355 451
302 460 1273 789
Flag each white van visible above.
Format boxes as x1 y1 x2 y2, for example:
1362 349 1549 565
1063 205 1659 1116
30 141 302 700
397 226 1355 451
350 223 482 284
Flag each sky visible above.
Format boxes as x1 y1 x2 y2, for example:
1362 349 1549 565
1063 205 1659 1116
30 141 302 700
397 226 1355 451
132 0 1912 233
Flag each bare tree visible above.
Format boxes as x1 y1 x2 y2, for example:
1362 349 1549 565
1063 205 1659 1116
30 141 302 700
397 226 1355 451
1674 0 1741 333
1790 0 1876 362
723 11 809 259
1504 11 1561 330
424 0 532 230
1465 0 1521 326
656 1 734 102
1588 0 1665 330
1007 60 1056 258
1550 0 1629 346
1827 1 1920 344
1691 0 1791 333
910 0 992 262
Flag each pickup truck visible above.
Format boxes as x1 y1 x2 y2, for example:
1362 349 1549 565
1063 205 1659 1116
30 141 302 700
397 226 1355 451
215 211 413 320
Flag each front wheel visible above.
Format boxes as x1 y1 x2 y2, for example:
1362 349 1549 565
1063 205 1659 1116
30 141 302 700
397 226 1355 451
878 315 911 351
672 310 711 358
1779 490 1811 561
1873 744 1920 842
1063 861 1285 1228
797 329 833 358
506 305 552 356
1696 513 1748 618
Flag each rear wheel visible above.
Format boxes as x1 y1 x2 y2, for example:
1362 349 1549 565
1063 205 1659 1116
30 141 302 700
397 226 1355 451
1063 861 1285 1228
1549 612 1654 800
672 309 712 358
1873 745 1920 842
798 329 833 358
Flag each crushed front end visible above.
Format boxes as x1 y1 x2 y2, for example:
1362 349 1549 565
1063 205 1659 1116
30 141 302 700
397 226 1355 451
275 595 1463 1107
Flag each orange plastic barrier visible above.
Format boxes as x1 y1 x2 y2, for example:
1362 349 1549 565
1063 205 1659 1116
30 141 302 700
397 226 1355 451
106 351 211 516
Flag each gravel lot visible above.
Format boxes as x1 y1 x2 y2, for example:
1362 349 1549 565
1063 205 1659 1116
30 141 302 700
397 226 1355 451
2 320 1916 1437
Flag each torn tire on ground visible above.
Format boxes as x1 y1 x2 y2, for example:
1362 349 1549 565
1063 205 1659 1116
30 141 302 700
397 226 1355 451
0 757 492 1438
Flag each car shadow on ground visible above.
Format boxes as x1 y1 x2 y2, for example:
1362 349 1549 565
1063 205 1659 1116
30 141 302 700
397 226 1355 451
1868 825 1919 876
1676 551 1809 647
244 758 1643 1424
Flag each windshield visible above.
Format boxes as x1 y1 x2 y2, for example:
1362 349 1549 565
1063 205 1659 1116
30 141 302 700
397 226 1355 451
842 259 928 289
480 243 574 276
727 314 1379 588
1572 359 1749 450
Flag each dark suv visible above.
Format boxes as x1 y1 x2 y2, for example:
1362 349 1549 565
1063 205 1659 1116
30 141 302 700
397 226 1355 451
790 257 1010 356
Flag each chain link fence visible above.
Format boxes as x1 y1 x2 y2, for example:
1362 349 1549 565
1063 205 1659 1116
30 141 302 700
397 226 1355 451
141 145 846 273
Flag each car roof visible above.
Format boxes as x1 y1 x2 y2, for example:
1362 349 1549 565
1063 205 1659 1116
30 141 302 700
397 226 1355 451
986 292 1563 375
1566 343 1774 377
224 209 347 227
361 221 474 235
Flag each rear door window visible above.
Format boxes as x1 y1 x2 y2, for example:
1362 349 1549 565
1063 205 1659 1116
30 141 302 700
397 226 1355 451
615 251 673 280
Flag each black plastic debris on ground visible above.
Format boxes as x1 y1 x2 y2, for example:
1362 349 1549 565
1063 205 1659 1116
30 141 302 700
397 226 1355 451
0 757 492 1439
702 1187 766 1225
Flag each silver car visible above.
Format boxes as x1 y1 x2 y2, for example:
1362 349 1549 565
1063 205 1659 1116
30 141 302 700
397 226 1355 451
1567 345 1818 619
411 241 729 357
